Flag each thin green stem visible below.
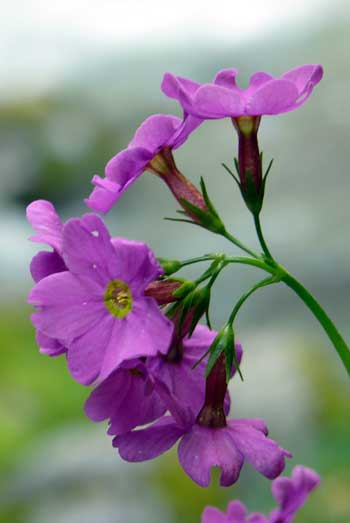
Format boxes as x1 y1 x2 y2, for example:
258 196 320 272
281 271 350 375
224 256 274 273
253 214 273 260
228 276 278 324
222 229 260 259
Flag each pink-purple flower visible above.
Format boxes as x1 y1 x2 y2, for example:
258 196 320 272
161 65 323 119
85 114 203 214
114 382 291 487
201 465 320 523
84 325 237 436
27 200 67 357
28 212 173 385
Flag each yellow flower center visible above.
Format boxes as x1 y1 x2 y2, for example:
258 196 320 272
104 279 133 318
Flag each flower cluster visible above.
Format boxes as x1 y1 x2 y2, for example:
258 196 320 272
27 63 327 519
27 199 290 487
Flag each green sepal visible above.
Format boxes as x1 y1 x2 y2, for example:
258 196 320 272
178 196 226 235
205 323 243 382
187 286 211 337
157 257 183 276
172 280 197 299
206 333 225 377
241 168 263 216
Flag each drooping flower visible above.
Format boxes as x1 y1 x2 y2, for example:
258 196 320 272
114 354 291 487
28 213 173 385
161 65 323 119
85 114 206 216
84 359 167 435
201 466 320 523
27 200 67 357
147 325 239 415
85 325 241 436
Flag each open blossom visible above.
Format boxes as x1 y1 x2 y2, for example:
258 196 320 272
27 200 67 357
85 113 204 215
201 465 320 523
161 65 323 119
28 213 173 385
114 370 291 487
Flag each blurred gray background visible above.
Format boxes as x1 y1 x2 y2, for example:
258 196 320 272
1 1 350 522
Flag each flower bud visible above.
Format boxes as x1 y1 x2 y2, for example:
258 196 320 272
232 116 264 215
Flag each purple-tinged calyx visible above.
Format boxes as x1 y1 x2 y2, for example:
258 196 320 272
197 352 228 428
148 147 208 219
232 116 262 193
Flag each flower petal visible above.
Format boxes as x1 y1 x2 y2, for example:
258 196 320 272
84 365 165 434
229 418 268 435
214 68 240 91
248 71 273 90
110 237 163 293
270 465 320 522
161 73 201 113
36 330 66 357
201 507 227 523
246 79 298 115
170 114 203 149
67 313 115 385
114 416 184 461
194 84 244 118
228 420 291 480
85 147 152 213
84 176 123 214
282 64 323 95
98 299 173 382
130 114 181 151
30 250 66 283
178 425 244 487
227 500 248 520
247 514 268 523
26 200 63 252
62 214 119 286
29 271 106 342
105 146 153 184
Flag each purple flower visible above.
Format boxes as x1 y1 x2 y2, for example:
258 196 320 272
84 359 166 435
85 114 203 215
161 65 323 119
269 465 320 523
28 213 173 385
202 501 267 523
114 385 291 487
84 325 238 435
201 465 320 523
27 200 67 357
147 324 236 415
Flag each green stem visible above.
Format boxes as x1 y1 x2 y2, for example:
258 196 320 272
228 276 277 324
225 256 273 273
253 214 273 260
281 271 350 375
178 254 218 268
222 230 260 259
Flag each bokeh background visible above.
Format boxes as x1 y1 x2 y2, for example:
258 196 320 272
1 1 350 521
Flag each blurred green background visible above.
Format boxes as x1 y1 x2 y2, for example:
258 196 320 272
1 1 350 521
